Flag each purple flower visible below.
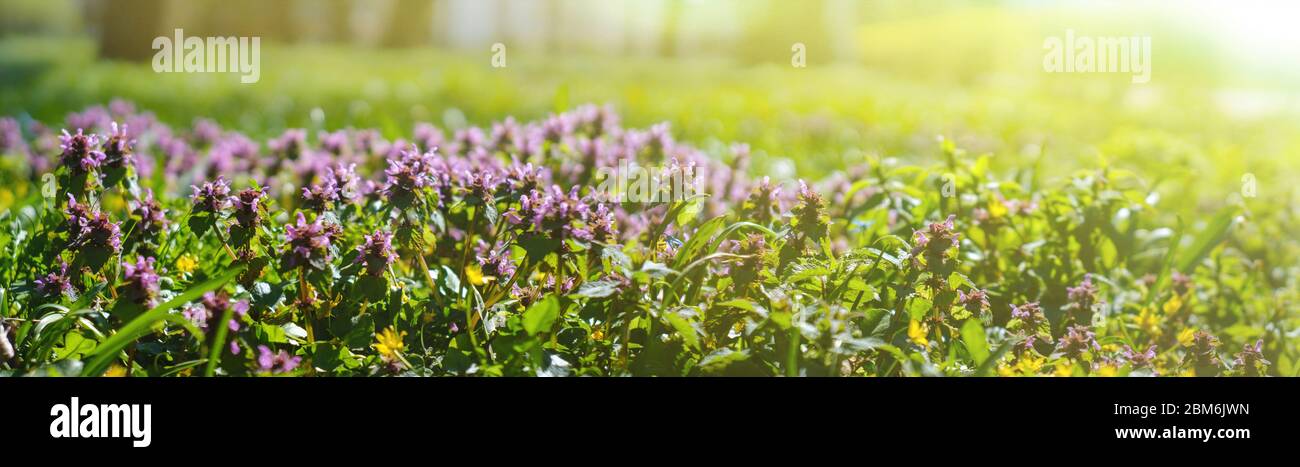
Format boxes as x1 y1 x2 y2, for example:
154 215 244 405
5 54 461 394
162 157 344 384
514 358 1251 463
1056 325 1100 359
191 118 222 146
0 117 27 155
476 246 516 279
792 180 829 240
58 128 106 174
355 230 398 276
182 291 248 333
281 212 342 270
256 345 301 374
742 177 780 225
462 170 499 205
318 130 350 156
1010 302 1045 330
34 261 74 298
1122 344 1158 369
1067 274 1100 311
268 129 307 161
73 211 123 254
1186 331 1221 369
1232 339 1270 376
587 204 618 243
121 256 161 308
383 149 438 208
232 187 266 228
910 215 959 269
301 178 339 211
130 189 167 237
190 176 231 214
413 123 445 152
956 288 990 315
101 121 134 169
504 185 590 243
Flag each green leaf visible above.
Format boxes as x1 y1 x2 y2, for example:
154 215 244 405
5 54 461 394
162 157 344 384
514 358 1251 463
960 319 989 366
906 297 932 321
1175 206 1239 272
574 279 620 298
664 310 700 351
674 196 705 227
522 295 560 336
671 217 726 271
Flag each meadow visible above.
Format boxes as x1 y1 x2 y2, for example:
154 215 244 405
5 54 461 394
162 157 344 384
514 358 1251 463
0 20 1295 376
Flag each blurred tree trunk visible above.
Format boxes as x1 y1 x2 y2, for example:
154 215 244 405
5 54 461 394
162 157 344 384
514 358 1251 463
198 0 297 41
545 0 563 54
493 0 511 47
659 0 682 57
740 0 832 65
98 0 167 61
328 0 353 43
430 0 448 47
381 0 434 48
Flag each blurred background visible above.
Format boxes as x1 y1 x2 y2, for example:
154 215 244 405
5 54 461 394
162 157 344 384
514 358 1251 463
1 0 1298 205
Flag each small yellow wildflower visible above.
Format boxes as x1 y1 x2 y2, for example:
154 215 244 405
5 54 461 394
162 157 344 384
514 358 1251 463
1177 328 1196 347
1054 362 1075 377
987 199 1008 219
374 327 407 358
176 254 198 274
1162 293 1183 314
465 264 491 286
1136 306 1161 337
907 320 928 347
1015 355 1046 374
1094 364 1120 377
105 364 128 377
591 328 605 340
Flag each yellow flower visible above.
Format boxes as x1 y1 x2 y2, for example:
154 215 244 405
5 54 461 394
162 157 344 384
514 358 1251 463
1054 362 1075 377
1136 306 1161 337
907 320 928 347
998 355 1046 376
1015 355 1046 374
1162 293 1183 314
465 264 492 286
591 328 605 341
1094 364 1120 377
105 364 128 377
1177 328 1196 347
374 327 407 358
987 199 1008 219
176 254 198 274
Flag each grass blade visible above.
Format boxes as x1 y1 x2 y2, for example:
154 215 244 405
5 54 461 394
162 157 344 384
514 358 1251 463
83 264 245 377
